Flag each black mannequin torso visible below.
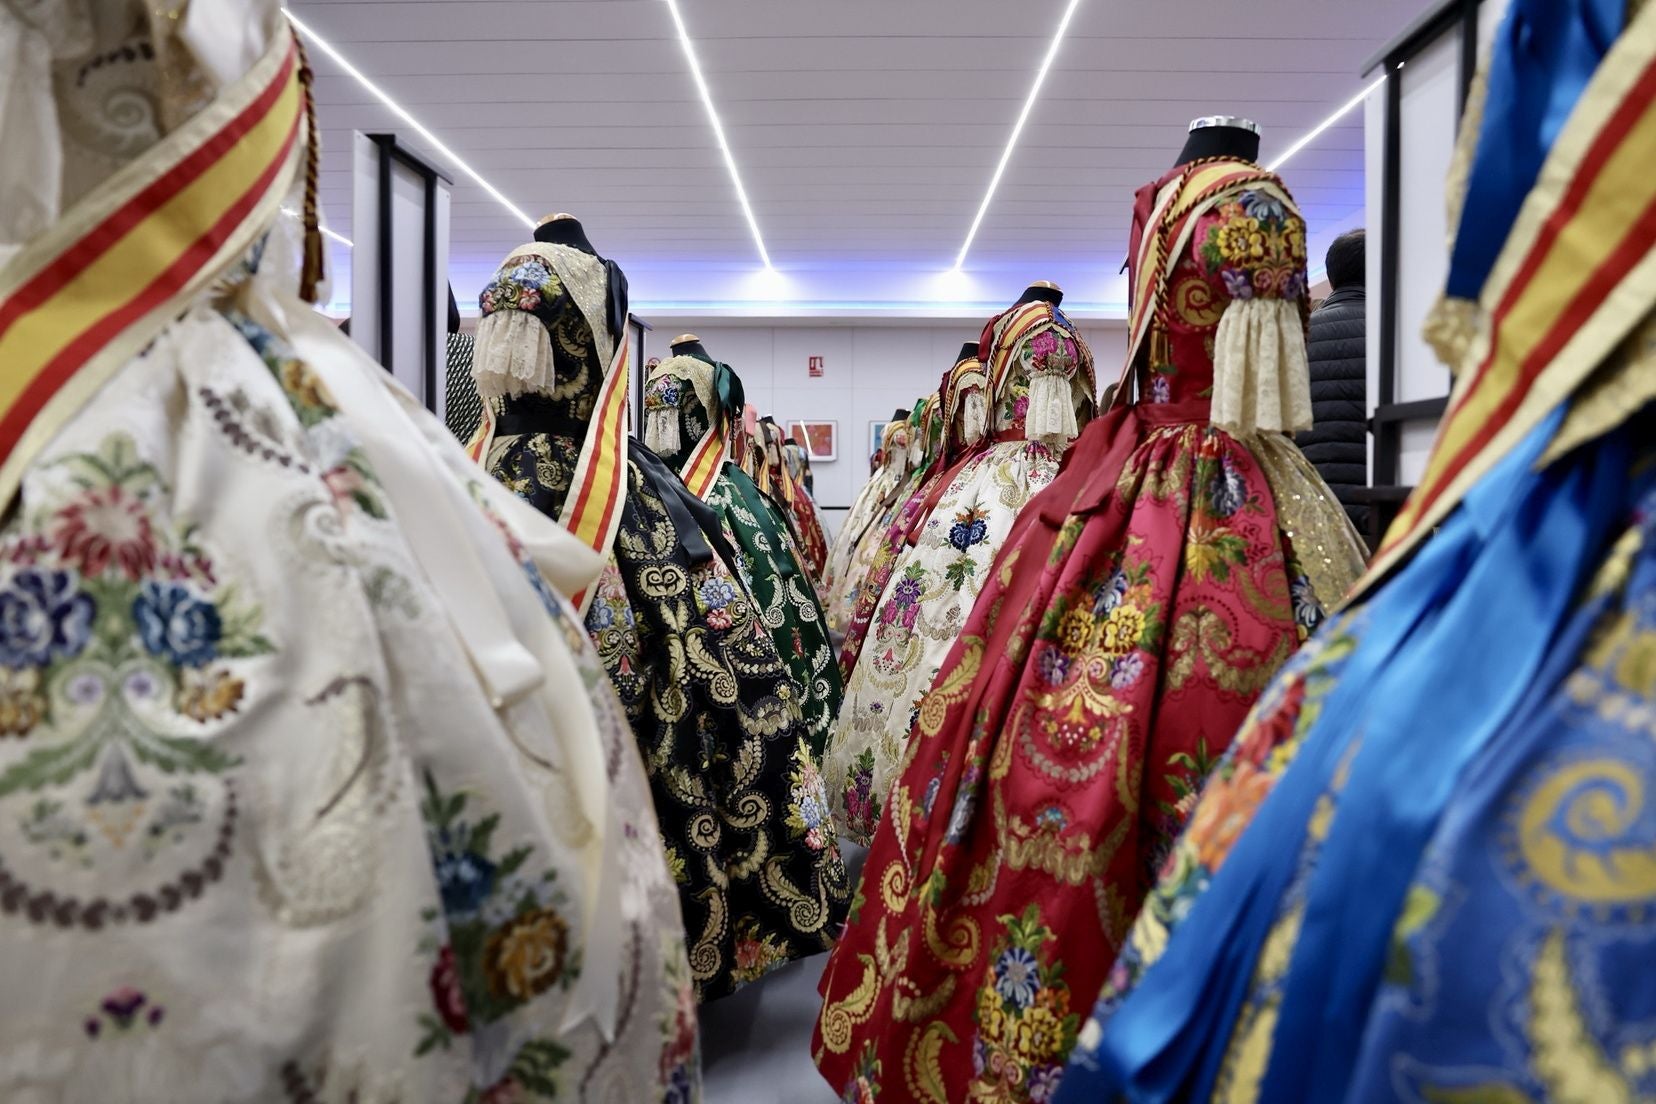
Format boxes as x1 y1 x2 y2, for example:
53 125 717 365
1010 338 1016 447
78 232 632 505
670 339 711 361
1016 284 1063 306
534 216 598 255
1174 124 1260 167
956 340 981 362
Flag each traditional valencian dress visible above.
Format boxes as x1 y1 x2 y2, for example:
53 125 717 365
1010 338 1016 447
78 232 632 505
824 419 913 635
755 418 832 584
812 164 1366 1099
833 403 938 643
828 355 991 839
782 439 829 577
642 353 842 754
470 245 847 1001
1059 4 1656 1101
825 302 1096 848
837 353 989 688
0 4 699 1099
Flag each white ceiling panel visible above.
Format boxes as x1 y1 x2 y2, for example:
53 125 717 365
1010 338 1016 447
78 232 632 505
291 0 1434 313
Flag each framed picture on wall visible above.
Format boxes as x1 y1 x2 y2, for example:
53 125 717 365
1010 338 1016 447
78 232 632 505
787 420 837 462
868 420 888 462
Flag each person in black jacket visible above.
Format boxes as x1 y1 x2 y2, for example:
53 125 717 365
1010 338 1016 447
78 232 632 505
1297 228 1368 533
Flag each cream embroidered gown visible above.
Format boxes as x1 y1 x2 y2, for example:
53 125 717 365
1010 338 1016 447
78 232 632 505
825 301 1096 842
0 3 698 1101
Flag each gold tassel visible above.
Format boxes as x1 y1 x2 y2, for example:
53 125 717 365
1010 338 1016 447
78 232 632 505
292 33 325 305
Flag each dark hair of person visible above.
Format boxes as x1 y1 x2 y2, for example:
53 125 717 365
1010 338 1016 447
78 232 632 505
1325 229 1366 291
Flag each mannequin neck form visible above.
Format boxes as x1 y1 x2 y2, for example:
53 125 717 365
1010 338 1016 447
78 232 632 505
956 340 981 362
1175 125 1260 167
534 217 598 255
670 339 711 361
1017 285 1063 306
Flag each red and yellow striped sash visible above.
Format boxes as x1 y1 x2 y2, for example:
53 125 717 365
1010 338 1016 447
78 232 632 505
1362 12 1656 591
0 28 305 508
984 300 1052 397
679 421 726 500
560 331 631 611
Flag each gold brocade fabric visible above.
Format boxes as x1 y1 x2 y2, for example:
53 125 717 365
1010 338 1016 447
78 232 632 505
1542 309 1656 465
1249 432 1369 609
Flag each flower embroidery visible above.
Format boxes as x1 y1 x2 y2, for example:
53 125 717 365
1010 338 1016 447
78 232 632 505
0 666 45 737
947 507 990 553
133 582 222 668
842 747 882 841
699 577 737 611
1214 215 1264 264
1054 608 1093 657
0 568 94 668
1034 645 1071 688
1109 652 1145 690
787 740 833 851
84 987 165 1038
1207 454 1248 518
429 945 470 1034
50 486 156 581
484 907 570 1001
732 919 790 985
175 668 245 723
1092 567 1128 617
433 841 498 917
971 905 1081 1100
840 1039 882 1103
416 776 579 1068
1290 574 1324 634
994 945 1040 1008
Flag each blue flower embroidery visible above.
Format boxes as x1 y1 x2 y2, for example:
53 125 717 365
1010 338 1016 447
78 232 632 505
132 582 222 668
699 578 737 610
994 945 1041 1008
1240 191 1286 221
1290 575 1324 631
0 568 95 668
891 575 923 608
1208 455 1248 518
1092 568 1128 617
947 509 989 553
433 845 498 916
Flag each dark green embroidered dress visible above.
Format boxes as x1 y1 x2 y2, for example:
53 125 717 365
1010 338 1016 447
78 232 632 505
643 353 843 755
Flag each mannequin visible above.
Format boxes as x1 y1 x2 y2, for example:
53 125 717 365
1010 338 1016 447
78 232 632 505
533 211 598 254
956 340 981 363
1175 115 1262 166
1016 280 1063 306
474 210 849 1001
669 332 711 360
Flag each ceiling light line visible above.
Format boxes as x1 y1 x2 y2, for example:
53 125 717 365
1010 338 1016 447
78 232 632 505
283 10 533 229
662 0 773 270
953 0 1086 271
1266 71 1388 172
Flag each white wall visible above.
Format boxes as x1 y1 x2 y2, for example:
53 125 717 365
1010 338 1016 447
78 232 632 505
643 321 1127 516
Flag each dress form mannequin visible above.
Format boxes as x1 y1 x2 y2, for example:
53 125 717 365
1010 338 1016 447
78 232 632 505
534 211 598 254
1175 115 1262 166
669 333 711 360
957 340 981 362
1016 280 1063 306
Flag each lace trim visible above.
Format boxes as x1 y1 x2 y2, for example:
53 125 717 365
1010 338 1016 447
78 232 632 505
1211 297 1312 435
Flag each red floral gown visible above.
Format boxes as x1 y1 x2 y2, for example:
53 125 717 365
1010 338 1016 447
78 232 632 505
812 158 1366 1104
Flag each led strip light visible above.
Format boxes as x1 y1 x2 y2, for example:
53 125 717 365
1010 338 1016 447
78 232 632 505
1266 70 1390 172
663 0 773 269
953 0 1087 271
284 9 533 229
